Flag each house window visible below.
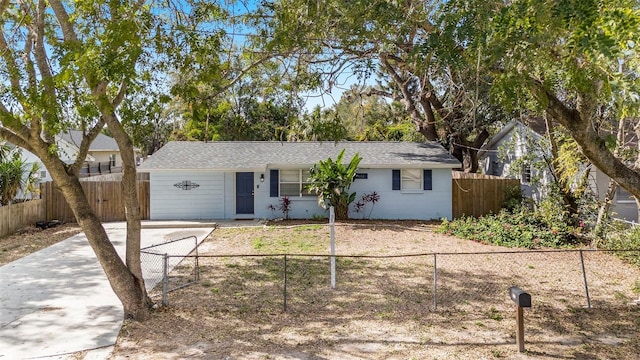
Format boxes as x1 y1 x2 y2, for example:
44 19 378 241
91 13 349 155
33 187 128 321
280 169 313 197
402 169 422 191
40 170 47 179
393 169 432 191
109 154 116 166
616 187 636 203
521 164 532 184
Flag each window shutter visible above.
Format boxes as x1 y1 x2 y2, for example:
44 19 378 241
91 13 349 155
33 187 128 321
392 170 401 190
270 169 279 197
423 170 432 190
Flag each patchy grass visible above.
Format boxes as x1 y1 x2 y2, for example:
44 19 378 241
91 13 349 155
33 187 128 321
112 222 640 360
225 225 329 254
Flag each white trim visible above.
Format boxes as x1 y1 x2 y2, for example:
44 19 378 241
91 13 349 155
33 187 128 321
401 168 423 191
267 163 458 170
279 168 314 198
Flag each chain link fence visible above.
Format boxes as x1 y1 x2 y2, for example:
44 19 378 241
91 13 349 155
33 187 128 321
154 249 640 312
140 235 200 303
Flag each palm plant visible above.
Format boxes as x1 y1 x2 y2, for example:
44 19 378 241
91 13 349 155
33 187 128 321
0 145 40 205
307 149 362 220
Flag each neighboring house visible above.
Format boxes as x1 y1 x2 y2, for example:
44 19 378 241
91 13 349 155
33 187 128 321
480 120 639 222
478 120 552 202
138 141 461 220
1 140 77 183
5 131 125 182
590 168 639 223
60 130 123 175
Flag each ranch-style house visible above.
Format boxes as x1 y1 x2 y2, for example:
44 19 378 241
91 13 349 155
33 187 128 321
138 141 461 220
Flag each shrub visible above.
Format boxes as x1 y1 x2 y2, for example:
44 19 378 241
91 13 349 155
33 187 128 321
601 226 640 268
267 196 292 219
438 206 582 249
353 191 380 219
502 184 524 211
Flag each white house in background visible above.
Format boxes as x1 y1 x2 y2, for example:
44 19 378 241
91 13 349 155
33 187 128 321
478 120 552 202
59 130 124 173
480 120 639 222
138 141 461 220
1 139 80 183
10 131 124 182
590 168 639 223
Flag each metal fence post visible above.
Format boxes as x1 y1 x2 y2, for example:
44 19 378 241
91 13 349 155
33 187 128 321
283 254 288 312
579 250 591 309
433 253 438 310
194 236 200 282
330 206 336 289
162 253 169 306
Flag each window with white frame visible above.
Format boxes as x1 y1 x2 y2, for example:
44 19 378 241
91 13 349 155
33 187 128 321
109 154 116 166
401 169 422 191
280 169 313 197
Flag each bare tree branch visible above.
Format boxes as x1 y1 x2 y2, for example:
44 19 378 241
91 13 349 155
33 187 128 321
113 82 128 108
215 53 280 97
33 0 56 99
0 126 33 151
381 54 434 139
68 118 106 176
49 0 78 42
0 30 25 97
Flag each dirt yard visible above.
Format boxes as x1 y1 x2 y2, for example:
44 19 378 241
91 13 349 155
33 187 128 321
110 221 640 360
2 221 639 359
0 223 81 266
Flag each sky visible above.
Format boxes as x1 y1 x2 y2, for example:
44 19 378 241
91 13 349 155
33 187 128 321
218 0 374 112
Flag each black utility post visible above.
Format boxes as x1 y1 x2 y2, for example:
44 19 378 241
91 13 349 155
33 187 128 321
509 286 532 353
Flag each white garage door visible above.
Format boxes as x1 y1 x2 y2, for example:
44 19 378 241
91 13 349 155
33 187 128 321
150 171 225 220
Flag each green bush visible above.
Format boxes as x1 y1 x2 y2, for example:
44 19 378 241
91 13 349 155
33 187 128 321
438 206 583 249
602 226 640 268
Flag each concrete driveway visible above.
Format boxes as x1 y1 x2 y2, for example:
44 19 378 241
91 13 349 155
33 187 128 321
0 222 215 359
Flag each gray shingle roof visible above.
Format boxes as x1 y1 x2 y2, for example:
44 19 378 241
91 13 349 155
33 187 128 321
139 141 460 171
60 130 119 151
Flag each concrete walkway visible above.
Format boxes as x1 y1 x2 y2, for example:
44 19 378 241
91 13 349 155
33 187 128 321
0 222 216 360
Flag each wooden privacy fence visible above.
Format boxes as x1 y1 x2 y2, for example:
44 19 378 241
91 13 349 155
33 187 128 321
40 181 150 223
0 200 45 238
452 172 520 218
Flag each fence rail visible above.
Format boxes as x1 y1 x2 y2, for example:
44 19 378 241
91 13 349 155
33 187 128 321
151 247 640 312
0 200 45 238
79 162 122 177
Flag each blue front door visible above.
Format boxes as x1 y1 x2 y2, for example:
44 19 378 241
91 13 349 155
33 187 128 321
236 172 254 214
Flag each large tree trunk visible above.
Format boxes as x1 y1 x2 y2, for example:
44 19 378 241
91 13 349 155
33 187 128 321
95 84 151 317
544 116 579 220
48 162 150 320
446 129 489 173
103 112 149 306
2 0 152 322
535 85 640 200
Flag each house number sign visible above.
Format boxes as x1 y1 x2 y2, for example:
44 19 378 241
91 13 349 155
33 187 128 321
174 180 200 190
